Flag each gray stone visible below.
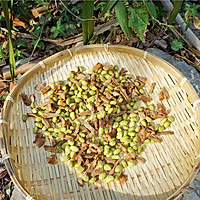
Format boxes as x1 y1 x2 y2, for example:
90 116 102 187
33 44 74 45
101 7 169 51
147 47 200 200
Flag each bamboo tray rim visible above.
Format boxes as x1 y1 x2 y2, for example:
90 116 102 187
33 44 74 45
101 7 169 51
1 44 200 200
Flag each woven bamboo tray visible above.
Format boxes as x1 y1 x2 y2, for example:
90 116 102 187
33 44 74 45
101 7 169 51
0 45 200 200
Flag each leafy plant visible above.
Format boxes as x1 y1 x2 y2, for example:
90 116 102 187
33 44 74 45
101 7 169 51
50 17 78 39
0 0 16 81
6 183 12 197
129 5 149 42
33 24 43 37
31 39 45 50
16 40 27 48
185 3 200 30
171 39 183 51
0 45 7 58
185 3 200 16
15 49 24 60
0 92 9 101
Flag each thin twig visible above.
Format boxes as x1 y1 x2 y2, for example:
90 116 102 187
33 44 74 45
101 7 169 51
29 2 52 60
145 26 168 50
60 0 97 21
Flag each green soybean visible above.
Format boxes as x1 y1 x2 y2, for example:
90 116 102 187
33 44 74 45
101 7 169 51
105 175 114 183
98 160 104 168
121 160 128 168
22 115 28 122
82 174 89 182
127 160 135 167
89 177 97 184
115 165 123 173
99 172 107 180
113 148 121 155
167 116 174 123
164 121 171 128
75 166 85 174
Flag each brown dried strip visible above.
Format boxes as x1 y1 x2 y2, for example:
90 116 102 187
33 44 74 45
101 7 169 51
111 110 126 117
137 127 146 143
76 73 87 80
117 143 127 152
35 82 51 94
44 145 58 153
64 135 75 141
119 68 128 76
42 118 51 128
84 122 96 133
159 87 170 101
85 160 97 173
138 95 152 102
78 111 91 117
148 135 162 143
42 112 59 118
125 152 136 161
149 82 156 94
156 131 174 136
47 154 58 165
38 100 54 107
119 172 127 185
33 132 45 148
20 93 32 106
109 159 120 175
70 78 81 86
93 62 102 72
77 178 84 186
27 113 39 118
69 103 78 112
118 87 130 103
100 96 110 103
105 158 116 165
91 168 104 177
136 157 145 164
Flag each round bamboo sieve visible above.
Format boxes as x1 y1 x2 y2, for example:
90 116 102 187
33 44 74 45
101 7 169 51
0 45 200 200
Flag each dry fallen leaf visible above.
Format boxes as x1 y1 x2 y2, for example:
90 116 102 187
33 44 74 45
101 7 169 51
185 10 191 21
47 154 58 165
13 17 26 27
194 16 200 29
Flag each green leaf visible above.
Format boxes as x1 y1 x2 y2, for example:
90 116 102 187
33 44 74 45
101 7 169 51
82 0 94 44
114 0 133 38
31 39 45 50
0 92 9 101
50 18 69 39
16 40 27 48
129 6 149 42
168 0 183 25
171 40 183 51
0 45 6 58
33 24 42 37
143 0 157 25
100 0 117 18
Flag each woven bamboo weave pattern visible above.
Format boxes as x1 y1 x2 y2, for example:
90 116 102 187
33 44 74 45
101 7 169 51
0 45 200 200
